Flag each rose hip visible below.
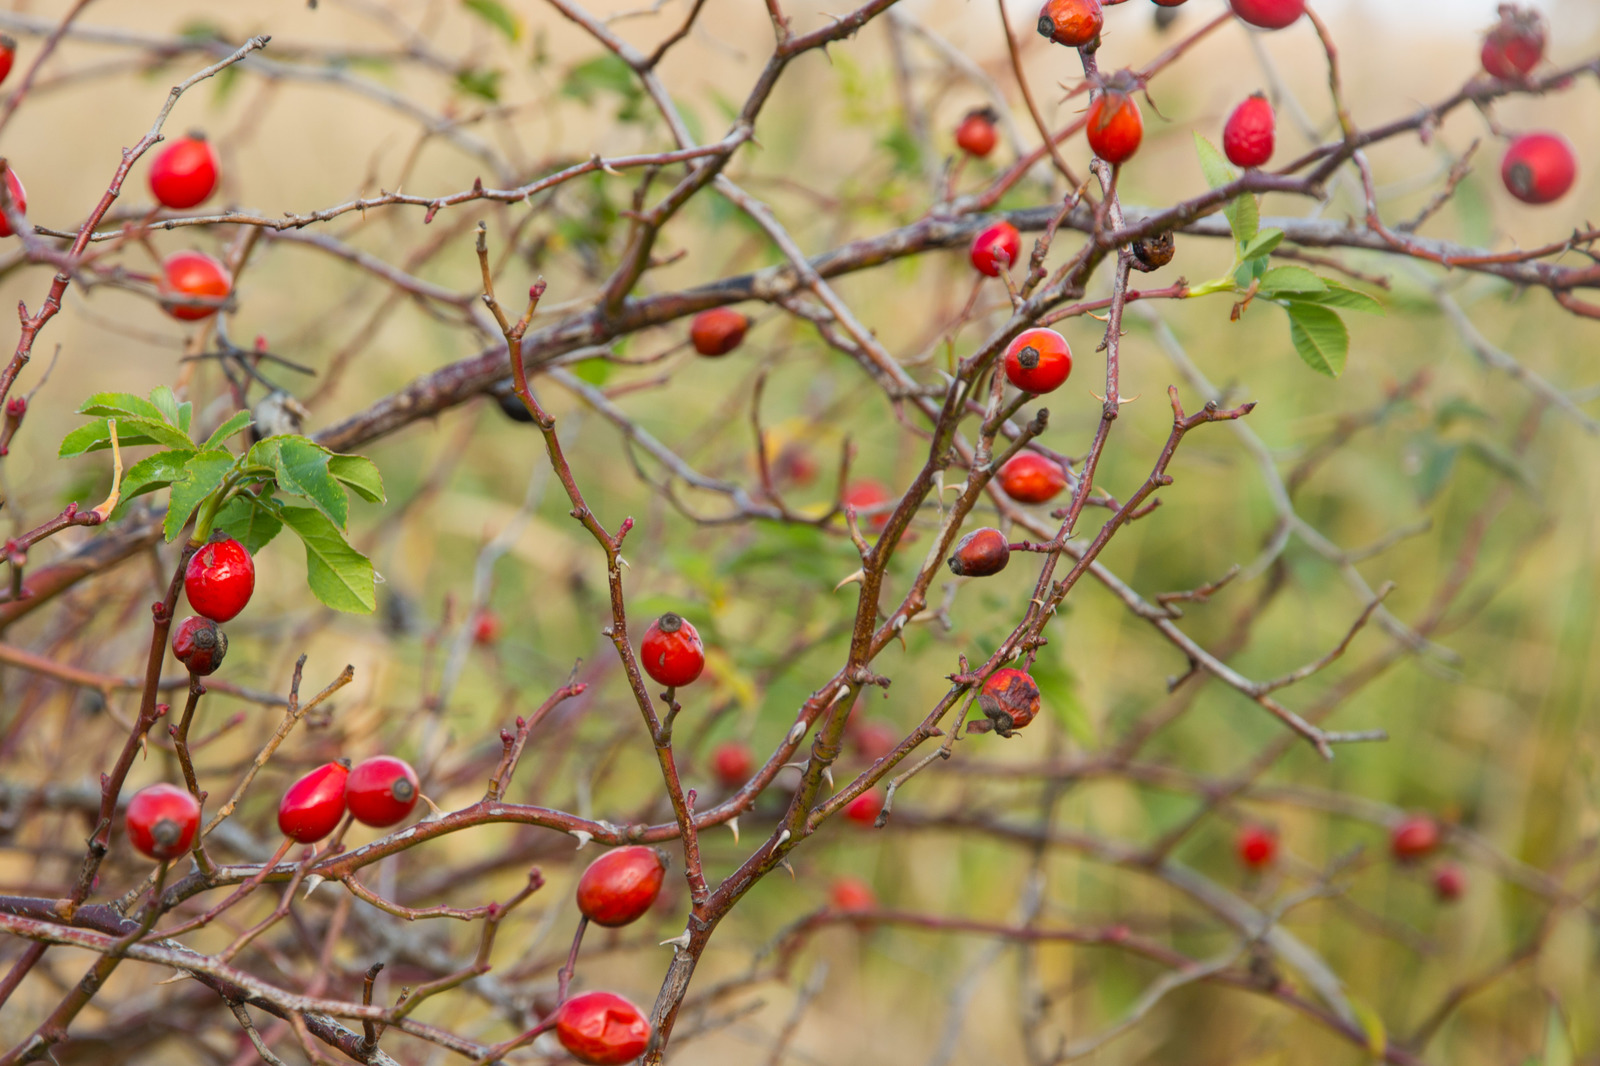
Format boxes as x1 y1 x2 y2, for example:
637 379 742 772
575 846 669 927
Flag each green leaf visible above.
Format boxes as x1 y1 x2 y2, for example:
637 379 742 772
164 450 235 542
1463 438 1533 489
454 68 502 102
1234 256 1269 288
214 494 284 554
1345 993 1387 1059
1286 302 1349 378
60 416 196 458
201 410 254 452
561 54 643 118
148 385 183 429
463 0 520 40
1194 132 1235 191
1259 265 1327 296
1238 228 1284 260
1230 192 1259 246
114 450 190 513
327 454 385 504
1298 280 1384 314
1542 1001 1573 1066
1413 439 1459 504
280 505 376 613
78 392 167 422
271 436 348 528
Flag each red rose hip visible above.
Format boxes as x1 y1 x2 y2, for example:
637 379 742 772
955 108 999 158
1086 80 1143 165
0 36 15 86
842 479 892 531
1481 4 1545 80
1433 863 1465 902
710 742 754 788
161 250 232 321
552 990 652 1066
844 789 884 826
185 537 255 622
639 612 705 688
1229 0 1303 30
689 308 750 356
1036 0 1102 47
125 783 201 861
0 167 27 238
1223 94 1276 169
345 756 420 827
171 615 229 676
1235 824 1278 870
277 761 349 844
947 528 1010 577
978 668 1040 737
1390 814 1441 862
829 876 876 912
472 609 501 646
575 846 669 927
1501 132 1576 205
1003 327 1073 393
149 134 220 210
997 453 1068 504
970 220 1021 277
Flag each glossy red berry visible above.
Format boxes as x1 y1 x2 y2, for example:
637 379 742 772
277 761 349 844
1501 132 1576 205
845 789 884 826
472 609 501 646
978 668 1040 737
1003 328 1073 393
1390 814 1441 862
171 615 228 676
711 742 754 788
689 308 750 356
160 250 233 321
576 846 669 927
125 783 200 861
0 36 15 86
1086 83 1143 165
997 453 1068 504
185 537 255 622
955 108 999 158
829 876 876 912
947 528 1011 577
1481 5 1545 80
1433 863 1465 902
0 167 27 238
1229 0 1303 30
1152 0 1188 5
842 480 892 531
1037 0 1103 47
345 756 420 828
149 134 219 210
552 991 652 1066
1235 825 1278 870
969 220 1021 277
640 612 705 688
1223 94 1276 169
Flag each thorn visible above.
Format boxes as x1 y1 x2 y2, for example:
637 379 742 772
660 931 692 953
303 874 325 898
822 766 834 789
776 829 791 847
418 794 446 822
570 829 594 849
779 858 796 880
728 817 740 844
834 568 866 591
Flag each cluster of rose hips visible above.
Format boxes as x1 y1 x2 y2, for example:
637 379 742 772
1233 813 1463 902
276 755 422 843
171 535 256 676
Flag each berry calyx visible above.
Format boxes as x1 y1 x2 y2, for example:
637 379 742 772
689 308 750 356
1433 863 1465 902
160 250 232 321
1229 0 1304 30
1501 132 1576 205
125 783 200 861
640 612 706 688
845 789 884 826
1003 327 1073 393
184 537 255 623
552 991 652 1066
345 755 420 828
0 166 27 238
277 761 350 844
1390 814 1441 862
969 220 1021 277
1086 77 1143 165
842 479 892 531
947 528 1011 577
1223 93 1276 169
0 36 16 86
576 846 670 927
711 742 755 788
1481 4 1545 80
1235 824 1278 870
978 668 1041 737
955 107 999 158
149 133 220 210
171 615 228 676
829 876 876 912
996 453 1068 504
1036 0 1103 48
472 609 501 646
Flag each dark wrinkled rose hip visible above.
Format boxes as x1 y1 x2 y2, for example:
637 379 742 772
978 668 1041 737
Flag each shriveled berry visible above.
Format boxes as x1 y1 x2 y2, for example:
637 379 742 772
947 528 1010 577
0 167 27 238
1037 0 1103 47
1223 93 1276 169
689 308 750 356
640 612 705 688
1390 814 1441 862
969 220 1021 277
0 36 15 86
277 761 349 844
160 250 232 321
1229 0 1303 30
576 846 669 927
955 107 999 158
1131 230 1176 272
711 742 754 788
1003 327 1073 393
997 453 1068 504
185 537 255 623
171 615 228 676
1235 824 1278 870
1501 132 1576 205
125 783 200 861
978 668 1040 737
345 755 420 827
552 990 652 1066
1086 80 1143 165
829 876 876 912
844 789 884 826
1433 863 1465 902
842 480 892 531
1481 4 1545 80
149 134 219 210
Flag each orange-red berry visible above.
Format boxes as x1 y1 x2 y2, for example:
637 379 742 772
576 846 669 927
1003 327 1073 393
1223 94 1276 169
1501 132 1577 205
1086 83 1143 165
710 742 754 788
969 220 1021 277
1391 814 1441 862
149 134 219 210
829 876 877 912
844 789 884 826
842 480 893 531
689 308 750 356
1235 824 1278 870
0 167 26 238
1481 4 1545 80
639 612 705 688
125 783 200 861
978 668 1040 737
552 991 652 1066
1229 0 1303 30
161 250 232 322
1036 0 1103 47
996 453 1068 504
345 756 420 828
947 528 1011 577
185 537 255 622
277 762 349 844
1433 863 1466 902
955 108 999 158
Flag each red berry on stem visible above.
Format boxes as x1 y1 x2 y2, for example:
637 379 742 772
1229 0 1304 30
978 668 1041 737
1223 94 1276 169
997 453 1068 504
1086 80 1143 165
830 876 876 912
711 742 754 788
1433 863 1465 902
472 609 501 646
969 220 1021 277
576 846 670 927
947 528 1011 577
1235 824 1278 870
1501 132 1576 205
125 783 200 861
1481 5 1545 80
689 308 750 356
160 250 232 321
845 789 884 826
345 755 420 827
171 615 229 676
185 537 255 622
640 612 705 688
1003 327 1073 393
0 36 15 86
842 480 892 531
1036 0 1103 47
1390 814 1441 862
149 134 219 210
277 761 350 844
0 167 27 238
955 108 999 158
552 991 652 1066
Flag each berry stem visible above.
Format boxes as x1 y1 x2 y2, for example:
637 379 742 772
168 672 218 877
556 914 589 1003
